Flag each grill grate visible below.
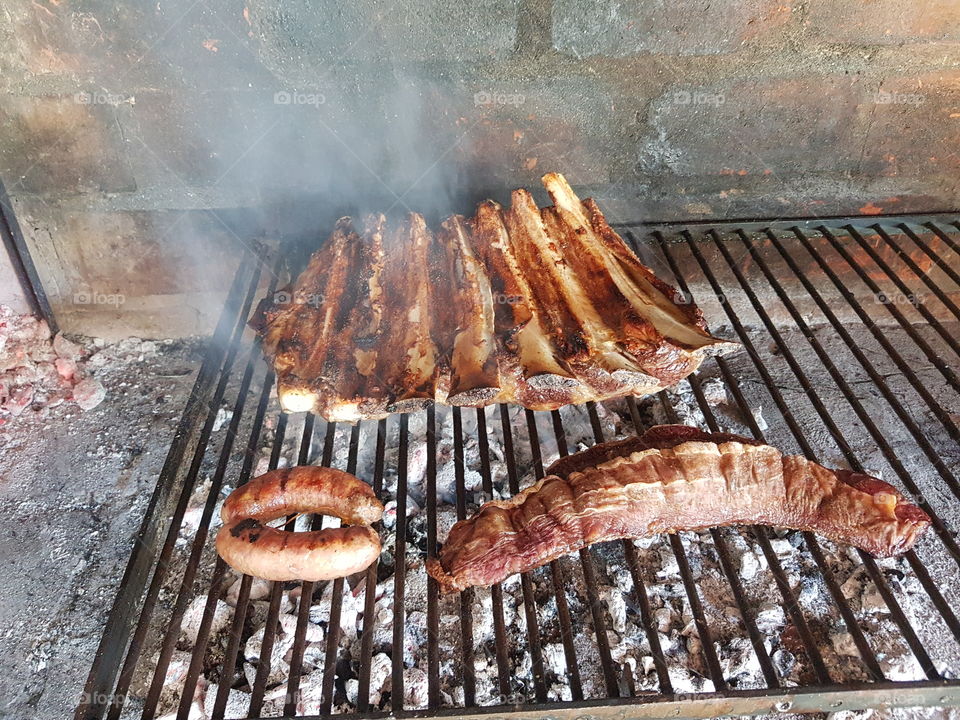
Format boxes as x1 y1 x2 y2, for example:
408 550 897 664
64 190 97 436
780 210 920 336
77 215 960 720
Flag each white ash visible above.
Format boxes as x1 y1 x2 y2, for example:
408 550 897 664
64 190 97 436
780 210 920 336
211 407 233 432
133 333 960 719
179 597 232 646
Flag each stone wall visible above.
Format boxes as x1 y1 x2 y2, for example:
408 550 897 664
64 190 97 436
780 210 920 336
1 0 958 336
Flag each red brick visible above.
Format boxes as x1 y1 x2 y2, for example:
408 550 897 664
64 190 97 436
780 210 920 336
855 71 960 180
553 0 791 56
638 76 864 176
805 1 960 44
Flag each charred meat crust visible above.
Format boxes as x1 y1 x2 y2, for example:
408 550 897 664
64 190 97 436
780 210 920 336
253 173 736 422
427 424 931 593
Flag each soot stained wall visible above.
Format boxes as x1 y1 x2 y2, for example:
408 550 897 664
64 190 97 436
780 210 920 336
0 0 958 335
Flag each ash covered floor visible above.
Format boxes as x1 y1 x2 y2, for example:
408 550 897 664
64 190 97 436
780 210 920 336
0 334 205 719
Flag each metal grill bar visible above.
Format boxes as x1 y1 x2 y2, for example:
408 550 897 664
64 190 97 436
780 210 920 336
77 216 960 720
523 409 584 699
96 256 262 720
474 407 513 701
674 230 955 673
452 407 478 706
356 419 388 713
248 414 319 715
659 256 837 685
768 229 960 562
391 414 410 713
548 409 620 696
211 405 286 720
646 230 874 682
426 405 442 708
881 224 960 322
836 226 960 386
496 404 548 702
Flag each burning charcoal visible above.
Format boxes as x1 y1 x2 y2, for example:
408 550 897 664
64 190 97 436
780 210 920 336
73 376 106 411
203 683 249 718
542 643 568 677
719 637 762 680
860 584 888 614
548 682 573 702
345 678 360 705
841 573 863 600
179 596 232 645
754 603 785 633
826 710 875 720
609 563 634 593
436 505 458 541
310 577 362 630
245 613 323 686
739 550 765 580
404 667 430 709
472 593 496 641
4 385 33 416
365 652 392 707
700 378 727 406
155 650 195 716
224 576 272 607
879 649 925 681
54 357 78 382
768 538 793 558
53 332 82 360
772 648 796 677
212 407 233 432
295 667 328 714
831 631 860 657
668 665 706 694
604 587 628 634
257 685 295 717
656 548 680 578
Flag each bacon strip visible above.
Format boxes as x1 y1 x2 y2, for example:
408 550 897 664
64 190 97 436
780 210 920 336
426 425 931 593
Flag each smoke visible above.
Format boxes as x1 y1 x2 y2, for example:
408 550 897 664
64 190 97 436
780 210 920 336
122 1 548 307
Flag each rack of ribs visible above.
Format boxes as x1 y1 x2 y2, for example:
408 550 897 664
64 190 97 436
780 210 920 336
426 425 931 593
252 174 735 422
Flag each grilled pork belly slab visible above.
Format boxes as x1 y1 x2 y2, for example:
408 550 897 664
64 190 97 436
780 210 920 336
426 425 931 593
254 174 735 421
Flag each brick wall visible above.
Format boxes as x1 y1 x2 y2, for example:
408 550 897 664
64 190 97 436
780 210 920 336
0 0 958 336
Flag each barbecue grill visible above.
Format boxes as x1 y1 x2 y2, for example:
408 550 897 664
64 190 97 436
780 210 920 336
75 214 960 720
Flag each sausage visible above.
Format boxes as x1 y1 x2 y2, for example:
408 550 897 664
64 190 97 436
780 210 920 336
216 466 383 582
